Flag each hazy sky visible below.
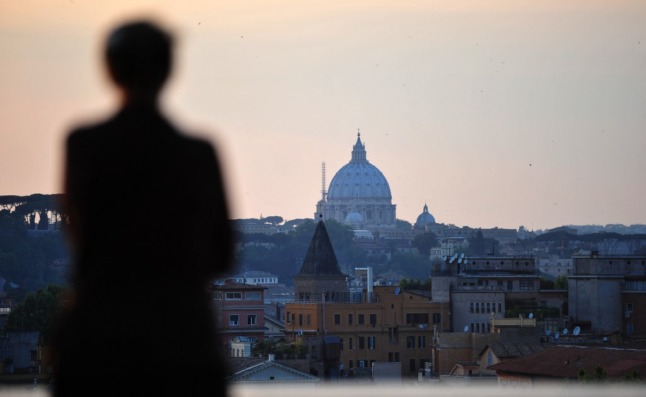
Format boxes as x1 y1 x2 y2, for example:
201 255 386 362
1 0 645 231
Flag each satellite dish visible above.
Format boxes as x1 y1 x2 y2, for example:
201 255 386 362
555 333 560 339
528 313 534 319
563 328 568 335
394 287 401 295
573 326 581 336
546 329 551 336
463 325 469 332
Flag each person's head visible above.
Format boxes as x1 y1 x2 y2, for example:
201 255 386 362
105 20 173 101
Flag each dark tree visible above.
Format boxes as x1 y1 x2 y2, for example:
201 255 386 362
469 229 486 255
396 219 413 229
260 216 284 226
411 232 439 256
4 284 66 344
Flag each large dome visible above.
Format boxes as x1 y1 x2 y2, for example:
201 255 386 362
316 132 396 229
327 135 392 199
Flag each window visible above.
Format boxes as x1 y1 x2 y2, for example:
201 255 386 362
432 313 441 324
388 327 399 342
370 313 377 326
339 338 343 350
306 314 311 325
358 314 365 324
247 314 256 326
334 314 341 325
298 314 303 326
520 279 533 291
245 291 261 300
349 360 354 369
358 336 365 349
498 303 502 313
487 351 493 366
368 336 376 350
418 335 426 348
406 336 415 348
229 315 239 326
348 337 353 350
348 313 354 325
406 313 429 325
225 292 242 300
470 302 474 313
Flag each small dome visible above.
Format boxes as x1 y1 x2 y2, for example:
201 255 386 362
345 212 364 224
415 203 436 229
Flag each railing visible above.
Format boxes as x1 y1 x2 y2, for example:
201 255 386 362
15 383 646 397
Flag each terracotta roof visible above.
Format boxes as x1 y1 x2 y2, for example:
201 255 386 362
487 341 546 359
489 345 646 379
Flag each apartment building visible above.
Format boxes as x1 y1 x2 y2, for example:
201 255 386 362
211 281 267 348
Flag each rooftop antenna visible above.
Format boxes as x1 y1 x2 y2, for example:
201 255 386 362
321 161 327 202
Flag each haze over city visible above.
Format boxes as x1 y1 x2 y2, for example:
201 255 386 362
1 0 645 231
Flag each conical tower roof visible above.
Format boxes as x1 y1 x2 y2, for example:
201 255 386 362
297 221 343 276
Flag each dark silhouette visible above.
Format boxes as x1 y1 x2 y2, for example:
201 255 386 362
52 20 233 396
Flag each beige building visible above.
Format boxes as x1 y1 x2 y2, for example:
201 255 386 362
286 220 450 379
285 285 450 378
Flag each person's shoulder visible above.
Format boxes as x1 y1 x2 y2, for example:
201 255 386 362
66 113 119 145
177 133 217 157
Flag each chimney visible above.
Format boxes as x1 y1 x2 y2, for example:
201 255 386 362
268 353 275 362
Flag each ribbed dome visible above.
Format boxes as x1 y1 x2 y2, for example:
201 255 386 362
327 133 392 200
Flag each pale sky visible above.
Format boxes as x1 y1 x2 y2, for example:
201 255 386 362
1 0 645 231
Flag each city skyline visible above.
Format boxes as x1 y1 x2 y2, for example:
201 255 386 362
1 1 645 231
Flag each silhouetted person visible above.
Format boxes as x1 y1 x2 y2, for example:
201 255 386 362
53 20 233 397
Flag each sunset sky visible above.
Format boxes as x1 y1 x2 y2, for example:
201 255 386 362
1 0 645 231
